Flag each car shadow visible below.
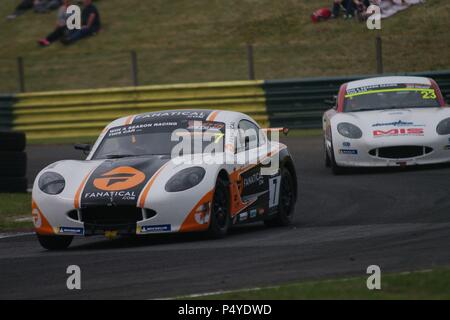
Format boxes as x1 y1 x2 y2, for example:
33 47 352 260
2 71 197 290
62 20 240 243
65 222 274 251
338 162 450 175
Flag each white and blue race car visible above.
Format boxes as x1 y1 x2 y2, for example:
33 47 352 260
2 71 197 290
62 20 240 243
323 76 450 174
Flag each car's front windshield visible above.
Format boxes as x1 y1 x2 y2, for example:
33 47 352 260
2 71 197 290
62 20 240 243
92 119 225 160
344 83 440 112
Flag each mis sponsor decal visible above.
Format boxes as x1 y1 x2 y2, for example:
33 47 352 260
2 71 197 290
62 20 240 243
373 128 424 137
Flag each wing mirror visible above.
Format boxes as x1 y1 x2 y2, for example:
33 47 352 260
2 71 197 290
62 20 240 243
325 95 338 109
74 143 92 155
244 135 258 150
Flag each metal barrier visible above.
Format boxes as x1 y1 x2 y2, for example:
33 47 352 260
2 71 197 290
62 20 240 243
263 70 450 129
4 70 450 140
12 81 267 140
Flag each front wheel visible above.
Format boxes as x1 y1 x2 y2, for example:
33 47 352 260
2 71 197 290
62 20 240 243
264 168 295 227
330 143 345 175
37 234 73 250
324 138 331 168
207 178 230 239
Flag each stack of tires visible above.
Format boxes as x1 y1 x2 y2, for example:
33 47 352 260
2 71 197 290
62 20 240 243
0 131 27 193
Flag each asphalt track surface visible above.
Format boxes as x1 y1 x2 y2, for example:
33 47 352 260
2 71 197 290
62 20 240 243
1 136 450 299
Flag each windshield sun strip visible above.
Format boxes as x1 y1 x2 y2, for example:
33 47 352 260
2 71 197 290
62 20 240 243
345 88 435 98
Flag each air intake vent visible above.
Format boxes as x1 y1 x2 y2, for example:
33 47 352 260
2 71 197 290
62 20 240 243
80 206 143 228
369 146 433 159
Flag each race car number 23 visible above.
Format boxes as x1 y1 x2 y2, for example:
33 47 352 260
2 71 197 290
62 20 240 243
421 90 436 99
269 176 281 208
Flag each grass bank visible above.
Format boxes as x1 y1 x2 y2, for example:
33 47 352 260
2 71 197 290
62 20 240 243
0 0 449 93
187 269 450 300
0 193 32 232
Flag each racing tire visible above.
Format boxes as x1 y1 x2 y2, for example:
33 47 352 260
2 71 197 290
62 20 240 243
37 234 73 250
264 168 295 227
0 177 27 193
207 178 230 239
324 139 331 168
330 144 345 175
0 131 26 152
0 151 27 177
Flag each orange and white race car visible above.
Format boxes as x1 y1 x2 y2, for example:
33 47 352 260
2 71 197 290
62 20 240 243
32 109 297 250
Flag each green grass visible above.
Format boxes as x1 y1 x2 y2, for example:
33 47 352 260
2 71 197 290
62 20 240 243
0 193 32 232
0 0 449 93
187 269 450 300
286 129 321 138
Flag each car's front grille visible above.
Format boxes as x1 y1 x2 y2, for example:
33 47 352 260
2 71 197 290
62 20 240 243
369 146 433 159
80 206 144 227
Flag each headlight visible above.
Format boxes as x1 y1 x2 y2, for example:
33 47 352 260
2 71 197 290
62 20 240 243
337 122 363 139
436 118 450 135
165 167 206 192
38 172 65 195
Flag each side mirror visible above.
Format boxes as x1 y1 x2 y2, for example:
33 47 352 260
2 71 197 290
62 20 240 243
244 136 250 150
74 143 91 155
325 95 338 108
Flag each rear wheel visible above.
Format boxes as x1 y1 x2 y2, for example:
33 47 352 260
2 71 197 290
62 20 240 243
37 234 73 250
207 178 230 238
264 168 295 227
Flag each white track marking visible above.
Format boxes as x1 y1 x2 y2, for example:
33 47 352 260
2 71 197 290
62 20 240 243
0 232 34 239
158 286 279 300
159 268 438 300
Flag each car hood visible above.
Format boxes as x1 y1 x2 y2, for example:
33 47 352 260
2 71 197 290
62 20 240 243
334 107 450 139
37 155 171 207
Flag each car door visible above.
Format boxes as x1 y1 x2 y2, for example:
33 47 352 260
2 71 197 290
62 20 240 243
234 119 279 220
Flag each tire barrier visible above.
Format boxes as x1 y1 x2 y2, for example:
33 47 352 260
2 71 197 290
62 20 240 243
2 70 450 140
0 131 27 193
0 94 16 131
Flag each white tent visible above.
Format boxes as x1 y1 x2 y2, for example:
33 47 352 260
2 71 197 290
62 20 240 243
371 0 425 19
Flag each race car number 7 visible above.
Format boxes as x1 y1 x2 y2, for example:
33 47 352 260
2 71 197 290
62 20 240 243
269 176 281 208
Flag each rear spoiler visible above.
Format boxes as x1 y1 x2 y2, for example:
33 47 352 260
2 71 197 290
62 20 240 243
262 127 289 136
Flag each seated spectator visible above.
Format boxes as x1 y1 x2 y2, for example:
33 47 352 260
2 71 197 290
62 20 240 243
34 0 63 14
6 0 36 19
355 0 373 20
7 0 62 19
38 0 71 47
332 0 372 19
62 0 101 45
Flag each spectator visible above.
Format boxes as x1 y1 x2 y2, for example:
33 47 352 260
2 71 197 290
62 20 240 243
6 0 36 19
332 0 372 19
62 0 100 45
7 0 62 19
34 0 63 14
38 0 71 47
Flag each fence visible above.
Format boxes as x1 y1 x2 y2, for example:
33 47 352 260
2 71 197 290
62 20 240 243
0 37 411 94
1 70 450 141
8 81 267 140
